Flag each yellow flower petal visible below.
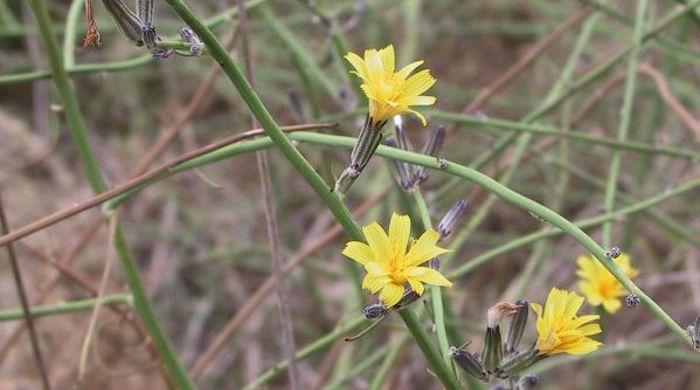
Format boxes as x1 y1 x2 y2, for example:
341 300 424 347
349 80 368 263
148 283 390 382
365 261 389 277
602 298 622 314
406 267 452 287
341 241 375 265
380 283 405 308
345 52 368 80
377 44 395 75
344 45 436 124
362 222 392 262
404 229 450 267
406 278 425 296
388 213 411 260
362 274 390 293
533 288 603 356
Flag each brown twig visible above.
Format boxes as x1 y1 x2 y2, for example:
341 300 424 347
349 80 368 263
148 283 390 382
0 123 338 249
189 186 388 379
0 194 52 390
237 0 300 388
639 63 700 141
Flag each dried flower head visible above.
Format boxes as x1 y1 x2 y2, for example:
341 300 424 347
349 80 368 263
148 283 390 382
530 288 603 356
345 44 436 125
342 213 452 307
577 253 639 314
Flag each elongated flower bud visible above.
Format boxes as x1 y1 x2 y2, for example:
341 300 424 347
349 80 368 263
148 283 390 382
437 200 468 239
481 326 503 373
506 300 528 353
334 116 386 194
692 316 700 350
414 125 445 184
449 346 489 382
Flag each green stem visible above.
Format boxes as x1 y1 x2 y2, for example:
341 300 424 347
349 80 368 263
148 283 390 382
602 0 647 248
161 1 461 387
414 189 453 372
63 0 82 68
428 111 697 160
398 309 462 390
26 1 195 388
0 294 131 322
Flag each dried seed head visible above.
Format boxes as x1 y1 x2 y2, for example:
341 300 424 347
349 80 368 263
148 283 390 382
83 0 102 47
449 346 489 382
487 302 519 329
606 246 622 258
437 200 468 239
625 294 640 308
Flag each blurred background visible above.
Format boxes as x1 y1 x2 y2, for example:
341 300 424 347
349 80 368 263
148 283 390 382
1 0 700 388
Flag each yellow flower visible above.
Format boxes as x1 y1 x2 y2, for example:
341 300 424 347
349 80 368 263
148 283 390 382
342 213 452 307
577 253 639 314
345 44 436 126
530 288 603 356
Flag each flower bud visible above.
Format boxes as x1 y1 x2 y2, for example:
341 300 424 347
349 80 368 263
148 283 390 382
506 300 529 353
692 316 700 350
363 304 388 319
414 125 445 184
437 200 468 240
481 326 503 373
605 246 622 258
625 294 640 308
449 346 489 382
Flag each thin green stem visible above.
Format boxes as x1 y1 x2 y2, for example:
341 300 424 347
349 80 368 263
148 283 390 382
428 111 697 160
414 189 454 372
0 294 132 322
63 0 82 68
602 0 647 248
161 1 461 387
26 1 194 388
398 309 462 390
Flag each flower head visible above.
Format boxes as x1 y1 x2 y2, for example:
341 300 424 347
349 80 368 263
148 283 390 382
342 213 452 307
530 288 602 356
577 253 639 314
345 44 436 125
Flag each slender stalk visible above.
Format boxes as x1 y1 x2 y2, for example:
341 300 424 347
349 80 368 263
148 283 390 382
429 111 697 159
25 0 194 388
0 196 51 390
413 189 453 372
0 295 132 322
601 0 647 248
